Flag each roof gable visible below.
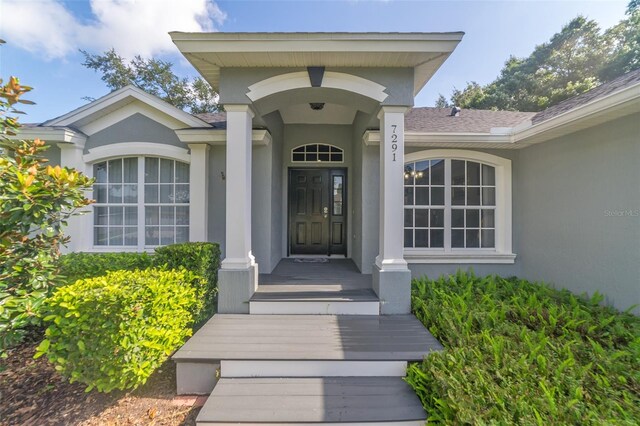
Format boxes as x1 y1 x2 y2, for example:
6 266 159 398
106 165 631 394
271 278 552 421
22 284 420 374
42 85 210 132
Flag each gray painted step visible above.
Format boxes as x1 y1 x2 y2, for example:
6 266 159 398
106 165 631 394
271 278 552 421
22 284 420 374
250 286 380 315
196 377 427 425
173 314 443 362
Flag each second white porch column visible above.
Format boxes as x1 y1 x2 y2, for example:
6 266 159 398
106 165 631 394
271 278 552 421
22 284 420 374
218 104 257 313
222 105 255 268
373 106 411 314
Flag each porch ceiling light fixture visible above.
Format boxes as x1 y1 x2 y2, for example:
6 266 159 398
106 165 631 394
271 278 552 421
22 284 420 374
310 103 325 110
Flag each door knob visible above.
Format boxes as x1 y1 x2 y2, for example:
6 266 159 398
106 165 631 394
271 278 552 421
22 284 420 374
323 206 328 218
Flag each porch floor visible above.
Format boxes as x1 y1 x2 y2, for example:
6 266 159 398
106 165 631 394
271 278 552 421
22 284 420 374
259 258 372 290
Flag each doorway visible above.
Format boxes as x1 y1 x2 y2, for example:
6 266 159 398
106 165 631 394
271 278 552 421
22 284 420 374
288 168 347 256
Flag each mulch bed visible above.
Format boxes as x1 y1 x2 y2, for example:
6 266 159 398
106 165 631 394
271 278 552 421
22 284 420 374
0 338 202 426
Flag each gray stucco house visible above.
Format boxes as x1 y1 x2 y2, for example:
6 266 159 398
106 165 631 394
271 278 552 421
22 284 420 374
21 32 639 424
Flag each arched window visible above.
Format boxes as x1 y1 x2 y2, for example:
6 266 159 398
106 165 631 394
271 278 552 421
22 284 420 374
292 144 344 163
403 150 514 263
92 156 190 249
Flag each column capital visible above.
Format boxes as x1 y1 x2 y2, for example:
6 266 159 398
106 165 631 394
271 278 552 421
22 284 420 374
224 104 256 118
377 105 410 119
187 143 211 152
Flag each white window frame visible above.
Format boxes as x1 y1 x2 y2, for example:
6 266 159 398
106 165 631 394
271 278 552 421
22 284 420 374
291 143 345 164
403 149 515 264
83 142 192 252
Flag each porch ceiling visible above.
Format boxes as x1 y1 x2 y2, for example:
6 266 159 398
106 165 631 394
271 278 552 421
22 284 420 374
170 32 464 95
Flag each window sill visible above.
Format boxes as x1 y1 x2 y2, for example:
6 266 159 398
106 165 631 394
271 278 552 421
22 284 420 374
403 251 517 264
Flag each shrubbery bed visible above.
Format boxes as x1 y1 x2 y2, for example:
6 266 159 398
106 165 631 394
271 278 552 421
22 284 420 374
37 268 200 392
407 271 640 424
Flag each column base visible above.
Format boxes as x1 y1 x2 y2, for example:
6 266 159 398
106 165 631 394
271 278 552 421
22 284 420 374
218 263 259 314
372 264 411 314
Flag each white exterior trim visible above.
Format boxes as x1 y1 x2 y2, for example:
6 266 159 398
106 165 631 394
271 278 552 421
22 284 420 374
12 127 87 146
246 72 310 102
188 144 210 243
220 360 407 378
43 85 209 129
322 72 388 102
246 71 388 102
403 149 514 263
83 142 190 164
79 101 192 135
175 128 271 146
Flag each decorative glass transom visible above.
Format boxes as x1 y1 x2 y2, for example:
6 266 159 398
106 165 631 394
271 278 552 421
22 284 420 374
292 144 344 163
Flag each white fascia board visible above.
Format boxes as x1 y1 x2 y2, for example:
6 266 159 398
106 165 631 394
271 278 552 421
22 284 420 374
8 126 87 147
513 82 640 145
44 85 210 129
170 32 465 53
175 128 272 146
362 130 514 147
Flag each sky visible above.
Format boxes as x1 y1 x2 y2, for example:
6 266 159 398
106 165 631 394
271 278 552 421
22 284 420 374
0 0 630 123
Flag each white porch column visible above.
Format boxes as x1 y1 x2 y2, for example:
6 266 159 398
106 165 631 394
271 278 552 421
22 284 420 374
373 106 411 314
58 142 90 253
188 143 210 242
218 104 258 313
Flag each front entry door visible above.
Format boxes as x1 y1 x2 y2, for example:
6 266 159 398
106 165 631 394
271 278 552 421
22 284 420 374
289 169 347 256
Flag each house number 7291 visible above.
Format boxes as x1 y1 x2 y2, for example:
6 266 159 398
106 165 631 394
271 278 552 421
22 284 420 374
391 124 398 161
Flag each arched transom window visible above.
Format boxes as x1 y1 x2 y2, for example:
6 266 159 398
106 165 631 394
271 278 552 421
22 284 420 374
92 156 189 249
403 150 514 262
292 144 344 163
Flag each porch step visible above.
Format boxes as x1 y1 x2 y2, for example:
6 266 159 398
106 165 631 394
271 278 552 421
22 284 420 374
195 377 426 426
250 285 380 315
173 314 443 393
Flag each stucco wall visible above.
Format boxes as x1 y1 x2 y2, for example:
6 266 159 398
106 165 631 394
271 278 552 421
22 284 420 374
263 112 285 271
208 146 226 253
85 113 184 153
517 115 640 313
43 142 61 165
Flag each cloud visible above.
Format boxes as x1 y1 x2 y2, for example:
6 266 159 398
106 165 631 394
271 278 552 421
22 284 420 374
0 0 227 59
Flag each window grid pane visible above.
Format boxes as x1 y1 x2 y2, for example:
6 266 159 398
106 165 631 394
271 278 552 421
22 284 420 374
292 144 344 163
404 159 445 248
450 160 496 249
404 159 497 250
94 156 190 247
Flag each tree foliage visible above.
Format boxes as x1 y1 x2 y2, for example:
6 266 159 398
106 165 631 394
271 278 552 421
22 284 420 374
439 3 640 111
81 49 220 114
0 76 94 352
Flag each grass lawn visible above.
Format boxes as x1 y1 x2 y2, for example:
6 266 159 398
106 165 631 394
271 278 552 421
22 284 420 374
407 271 640 425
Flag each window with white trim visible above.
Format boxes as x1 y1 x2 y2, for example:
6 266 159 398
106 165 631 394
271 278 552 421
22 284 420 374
292 144 344 163
93 157 189 248
403 150 513 262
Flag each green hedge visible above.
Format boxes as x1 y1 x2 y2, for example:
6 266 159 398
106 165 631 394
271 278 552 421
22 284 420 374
153 242 220 326
58 242 220 326
407 270 640 424
36 268 201 392
59 252 153 283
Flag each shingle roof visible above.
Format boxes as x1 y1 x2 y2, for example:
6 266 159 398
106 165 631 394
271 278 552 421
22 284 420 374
195 108 535 133
194 112 227 129
195 70 640 133
404 108 535 133
531 68 640 125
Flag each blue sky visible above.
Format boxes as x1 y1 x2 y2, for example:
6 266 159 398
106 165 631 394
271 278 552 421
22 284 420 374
0 0 629 123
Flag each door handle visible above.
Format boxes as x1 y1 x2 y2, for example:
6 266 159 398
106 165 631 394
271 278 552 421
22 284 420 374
323 206 328 218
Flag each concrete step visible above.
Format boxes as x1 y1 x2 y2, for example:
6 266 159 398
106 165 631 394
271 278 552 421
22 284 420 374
250 285 380 315
195 377 426 425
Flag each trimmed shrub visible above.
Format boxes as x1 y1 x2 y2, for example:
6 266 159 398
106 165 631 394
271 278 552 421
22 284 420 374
58 252 154 283
36 268 201 392
407 270 640 424
153 242 220 326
